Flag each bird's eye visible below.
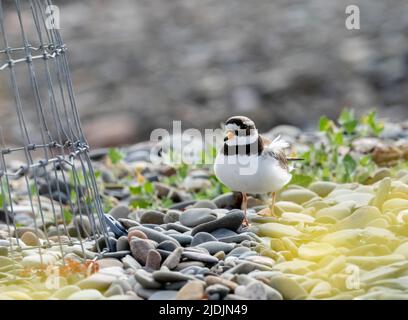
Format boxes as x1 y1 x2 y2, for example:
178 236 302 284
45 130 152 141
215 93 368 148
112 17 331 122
235 130 239 136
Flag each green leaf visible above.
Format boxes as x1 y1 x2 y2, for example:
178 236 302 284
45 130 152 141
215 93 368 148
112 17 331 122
365 111 384 136
143 181 154 194
108 148 124 164
129 185 143 195
130 197 150 209
318 116 331 132
333 131 344 146
359 155 372 166
343 154 357 175
63 209 73 224
339 109 358 134
289 173 313 187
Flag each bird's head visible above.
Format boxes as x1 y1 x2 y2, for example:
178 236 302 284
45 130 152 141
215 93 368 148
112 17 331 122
223 116 258 145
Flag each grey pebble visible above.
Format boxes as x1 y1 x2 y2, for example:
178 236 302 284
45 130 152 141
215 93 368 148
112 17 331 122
191 232 218 246
182 251 219 264
140 210 165 224
168 234 192 246
211 228 237 239
148 290 178 300
196 241 234 254
191 210 244 236
179 208 217 227
132 226 180 244
145 249 162 271
175 261 205 271
163 210 182 223
157 240 179 252
130 238 156 265
116 236 130 251
152 270 195 282
219 234 252 243
109 205 131 220
166 223 191 233
122 255 142 271
192 200 218 209
162 247 183 270
205 284 230 298
134 269 162 289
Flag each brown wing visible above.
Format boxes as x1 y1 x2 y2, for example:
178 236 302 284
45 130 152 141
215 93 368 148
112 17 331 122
260 136 289 170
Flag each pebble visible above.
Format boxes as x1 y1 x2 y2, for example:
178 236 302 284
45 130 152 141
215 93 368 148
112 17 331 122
132 226 180 244
269 276 308 300
211 228 237 239
145 249 162 271
122 255 142 270
191 232 218 246
77 267 124 291
205 284 230 298
213 192 240 208
205 275 238 290
166 223 191 233
52 286 81 300
109 205 131 220
157 240 179 251
197 241 234 254
218 234 251 243
97 258 124 269
192 200 218 209
127 229 148 240
182 251 219 264
67 289 104 300
175 261 205 271
235 282 267 300
117 236 130 251
148 290 178 300
258 223 302 238
163 210 181 223
130 238 156 265
140 210 165 224
179 208 217 227
175 280 205 300
168 234 192 246
134 269 162 289
280 188 318 204
191 210 245 236
162 247 183 270
21 231 40 246
153 270 195 282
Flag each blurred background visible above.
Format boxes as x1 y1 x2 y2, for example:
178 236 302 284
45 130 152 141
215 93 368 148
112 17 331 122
0 0 408 148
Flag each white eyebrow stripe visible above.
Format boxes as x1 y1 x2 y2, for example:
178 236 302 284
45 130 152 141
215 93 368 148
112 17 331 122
225 124 241 131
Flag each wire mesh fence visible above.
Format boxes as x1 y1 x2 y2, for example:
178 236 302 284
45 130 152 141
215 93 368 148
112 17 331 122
0 0 124 266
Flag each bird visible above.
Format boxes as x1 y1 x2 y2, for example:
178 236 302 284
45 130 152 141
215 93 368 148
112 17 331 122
214 116 302 226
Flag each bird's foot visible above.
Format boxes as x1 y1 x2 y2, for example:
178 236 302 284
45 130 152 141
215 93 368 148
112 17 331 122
258 206 277 217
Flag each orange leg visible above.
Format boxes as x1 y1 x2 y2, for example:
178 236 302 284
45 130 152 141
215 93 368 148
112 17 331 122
270 192 277 216
242 192 249 226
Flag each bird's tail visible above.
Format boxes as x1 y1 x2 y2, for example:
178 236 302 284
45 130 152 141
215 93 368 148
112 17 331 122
287 157 304 161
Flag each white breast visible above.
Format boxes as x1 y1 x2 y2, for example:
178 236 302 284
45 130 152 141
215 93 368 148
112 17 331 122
214 152 291 194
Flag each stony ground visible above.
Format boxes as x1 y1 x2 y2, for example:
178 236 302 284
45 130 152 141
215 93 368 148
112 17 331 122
0 116 408 300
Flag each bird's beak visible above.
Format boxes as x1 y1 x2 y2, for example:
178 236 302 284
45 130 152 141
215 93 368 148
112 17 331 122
224 130 235 142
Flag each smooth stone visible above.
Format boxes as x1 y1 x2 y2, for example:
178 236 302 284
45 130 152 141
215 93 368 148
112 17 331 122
175 261 205 271
175 280 205 300
191 232 218 246
105 284 124 297
133 283 158 299
309 181 338 197
225 261 271 274
162 247 183 270
71 216 93 237
163 210 181 223
298 242 337 260
67 289 104 300
197 241 234 254
213 192 240 208
205 284 230 298
168 234 192 246
258 223 302 238
97 258 124 269
152 270 195 282
118 218 139 229
130 238 156 265
169 200 197 210
52 285 81 300
182 251 219 264
316 204 352 221
21 231 40 246
166 223 191 233
134 269 162 289
116 236 130 251
274 201 304 214
219 234 251 243
0 240 10 247
394 242 408 259
382 198 408 212
132 226 180 244
157 240 179 252
21 254 57 267
14 227 46 239
109 205 131 220
192 200 218 210
334 206 382 230
122 255 142 271
211 228 237 239
145 249 162 271
280 189 318 204
179 208 217 227
191 210 245 236
269 276 308 300
77 267 124 291
205 276 238 290
228 247 251 257
235 282 267 300
95 236 117 252
148 290 178 300
140 210 165 225
127 229 148 240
